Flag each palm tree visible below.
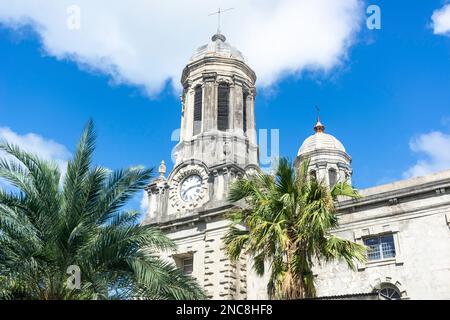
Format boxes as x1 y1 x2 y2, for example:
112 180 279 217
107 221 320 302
225 158 366 299
0 121 205 300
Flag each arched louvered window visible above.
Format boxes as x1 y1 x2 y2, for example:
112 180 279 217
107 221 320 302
243 91 248 134
193 85 202 135
217 83 230 131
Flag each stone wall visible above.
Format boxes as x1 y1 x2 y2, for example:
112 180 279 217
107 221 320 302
314 201 450 299
158 219 248 300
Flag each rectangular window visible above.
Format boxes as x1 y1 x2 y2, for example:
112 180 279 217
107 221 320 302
193 86 202 135
217 83 230 131
182 257 194 275
329 169 337 187
364 234 396 261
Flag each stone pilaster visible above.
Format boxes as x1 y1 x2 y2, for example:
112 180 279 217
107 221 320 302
184 86 194 141
246 90 257 145
236 254 248 299
203 236 216 299
202 72 218 132
217 235 248 300
232 83 244 136
145 179 169 223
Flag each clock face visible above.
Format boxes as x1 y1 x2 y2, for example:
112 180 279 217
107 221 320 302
180 174 203 203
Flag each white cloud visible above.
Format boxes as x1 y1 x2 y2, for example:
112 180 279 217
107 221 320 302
0 127 71 175
140 191 149 213
403 131 450 178
0 0 364 96
431 3 450 36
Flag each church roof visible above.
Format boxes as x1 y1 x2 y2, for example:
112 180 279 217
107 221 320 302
298 118 346 156
190 33 246 63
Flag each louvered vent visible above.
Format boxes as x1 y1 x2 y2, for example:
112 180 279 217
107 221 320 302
217 83 230 131
193 86 202 135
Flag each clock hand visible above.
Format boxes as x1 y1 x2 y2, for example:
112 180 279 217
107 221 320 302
184 185 201 193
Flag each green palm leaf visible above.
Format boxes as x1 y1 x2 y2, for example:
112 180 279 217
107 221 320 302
225 157 366 299
0 121 205 300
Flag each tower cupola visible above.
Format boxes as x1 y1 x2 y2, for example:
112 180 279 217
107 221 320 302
176 33 258 168
295 117 352 186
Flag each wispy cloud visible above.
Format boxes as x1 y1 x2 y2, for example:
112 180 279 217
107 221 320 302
140 191 149 213
0 126 71 176
431 3 450 36
403 131 450 178
0 0 364 96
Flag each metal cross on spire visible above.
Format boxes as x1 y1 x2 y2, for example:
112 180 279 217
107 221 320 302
209 7 234 34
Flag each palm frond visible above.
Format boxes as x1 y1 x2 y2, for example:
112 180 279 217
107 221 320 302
225 157 365 299
0 120 205 300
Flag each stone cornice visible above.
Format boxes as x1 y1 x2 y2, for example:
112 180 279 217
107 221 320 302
296 148 352 163
337 174 450 214
144 178 168 192
174 131 258 149
202 72 217 82
148 203 235 231
336 199 450 232
181 56 257 85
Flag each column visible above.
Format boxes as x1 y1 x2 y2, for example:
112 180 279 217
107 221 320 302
202 72 218 132
246 89 257 145
184 86 194 142
179 89 187 142
233 84 244 136
229 82 236 133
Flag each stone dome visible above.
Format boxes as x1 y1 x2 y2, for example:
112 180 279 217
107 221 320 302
297 118 346 156
190 33 245 63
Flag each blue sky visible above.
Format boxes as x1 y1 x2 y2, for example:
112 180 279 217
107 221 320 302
1 0 450 211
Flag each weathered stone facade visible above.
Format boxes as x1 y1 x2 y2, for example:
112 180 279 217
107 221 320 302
144 33 450 300
313 170 450 299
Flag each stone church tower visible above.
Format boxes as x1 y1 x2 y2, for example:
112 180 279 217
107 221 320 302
143 32 260 299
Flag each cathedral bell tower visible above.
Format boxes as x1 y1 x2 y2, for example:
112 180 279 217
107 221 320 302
176 32 258 168
143 32 259 299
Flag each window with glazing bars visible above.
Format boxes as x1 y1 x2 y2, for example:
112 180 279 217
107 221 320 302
217 83 230 131
193 86 202 135
364 234 396 261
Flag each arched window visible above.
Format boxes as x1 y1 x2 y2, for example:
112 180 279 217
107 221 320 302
329 168 337 187
217 83 230 131
377 283 402 300
309 170 317 181
193 85 202 135
243 91 248 134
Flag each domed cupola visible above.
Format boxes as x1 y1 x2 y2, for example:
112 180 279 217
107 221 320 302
295 117 352 186
190 32 246 63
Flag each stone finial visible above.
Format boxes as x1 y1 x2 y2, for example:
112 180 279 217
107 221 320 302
158 160 167 179
314 117 325 133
